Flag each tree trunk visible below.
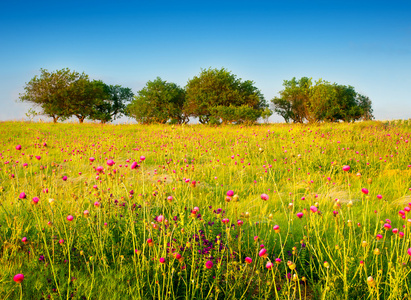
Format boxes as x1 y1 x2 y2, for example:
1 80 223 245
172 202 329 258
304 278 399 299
53 116 58 123
79 118 84 124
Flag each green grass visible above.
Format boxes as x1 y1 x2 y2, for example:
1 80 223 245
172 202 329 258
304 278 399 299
0 121 410 299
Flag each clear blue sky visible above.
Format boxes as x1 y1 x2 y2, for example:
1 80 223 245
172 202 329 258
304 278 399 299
1 0 410 122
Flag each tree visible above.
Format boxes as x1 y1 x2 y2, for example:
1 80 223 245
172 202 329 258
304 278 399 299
19 68 87 123
67 79 107 123
185 68 267 123
271 77 311 123
271 77 373 123
126 77 187 124
90 84 134 123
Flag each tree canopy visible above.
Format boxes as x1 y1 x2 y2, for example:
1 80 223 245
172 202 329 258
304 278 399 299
20 68 132 123
126 77 187 124
184 68 267 124
271 77 374 123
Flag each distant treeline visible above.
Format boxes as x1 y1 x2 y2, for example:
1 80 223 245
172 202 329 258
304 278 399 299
20 68 373 124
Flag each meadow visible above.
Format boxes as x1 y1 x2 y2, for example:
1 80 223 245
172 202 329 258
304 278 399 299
0 120 410 300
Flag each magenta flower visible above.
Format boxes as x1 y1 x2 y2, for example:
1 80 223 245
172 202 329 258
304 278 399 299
140 156 146 161
275 258 282 264
84 210 90 217
159 257 166 264
32 197 39 205
245 257 252 264
131 161 138 169
226 190 234 197
383 223 392 230
205 260 213 269
13 274 24 283
19 192 26 199
89 157 95 162
259 248 267 258
296 212 304 218
261 193 269 201
342 165 350 171
22 237 27 243
222 218 230 224
392 228 398 234
16 145 22 150
361 188 369 195
377 194 383 199
408 248 411 256
147 238 153 246
62 176 67 181
376 234 383 240
157 215 164 222
96 166 104 173
35 156 41 160
273 225 280 233
59 239 64 244
266 261 274 269
167 196 173 202
67 215 74 221
107 159 115 166
237 220 243 226
310 206 318 213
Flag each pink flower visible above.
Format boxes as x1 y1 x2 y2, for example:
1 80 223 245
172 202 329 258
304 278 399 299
266 261 274 269
157 215 164 222
140 156 146 161
237 220 243 226
89 157 95 162
131 162 139 169
32 197 39 205
107 159 115 166
62 176 68 181
16 145 22 150
83 210 89 217
275 258 282 264
222 218 230 224
13 274 24 283
310 206 318 213
384 223 392 230
377 194 382 199
96 166 104 173
296 212 304 218
392 228 398 234
159 257 165 264
376 234 383 240
67 215 74 221
147 239 153 246
22 237 27 243
361 188 369 195
261 193 269 201
342 165 350 171
94 201 101 207
167 196 173 202
408 248 411 256
245 257 252 264
205 260 213 269
59 239 64 244
273 225 280 233
35 156 41 160
227 190 234 197
19 192 26 199
259 248 267 258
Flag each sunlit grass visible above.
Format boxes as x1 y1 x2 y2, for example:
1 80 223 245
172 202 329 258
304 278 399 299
0 121 410 299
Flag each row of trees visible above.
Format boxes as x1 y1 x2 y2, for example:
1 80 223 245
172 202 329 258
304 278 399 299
272 77 373 123
20 68 373 124
20 68 133 123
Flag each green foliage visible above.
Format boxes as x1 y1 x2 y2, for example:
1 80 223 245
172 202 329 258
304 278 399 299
19 68 88 123
210 105 263 125
271 77 374 123
185 68 267 123
127 77 187 124
91 84 134 123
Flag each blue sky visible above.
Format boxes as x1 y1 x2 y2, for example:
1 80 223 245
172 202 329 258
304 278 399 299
1 0 410 122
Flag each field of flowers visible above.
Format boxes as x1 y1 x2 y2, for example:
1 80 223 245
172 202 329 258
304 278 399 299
0 121 411 299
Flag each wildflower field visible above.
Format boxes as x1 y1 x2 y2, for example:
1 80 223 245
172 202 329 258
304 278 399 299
1 121 411 300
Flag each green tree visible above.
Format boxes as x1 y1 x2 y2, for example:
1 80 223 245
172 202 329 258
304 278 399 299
19 68 87 123
271 77 312 123
185 68 267 123
67 79 107 123
91 84 134 123
126 77 187 124
272 77 373 123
